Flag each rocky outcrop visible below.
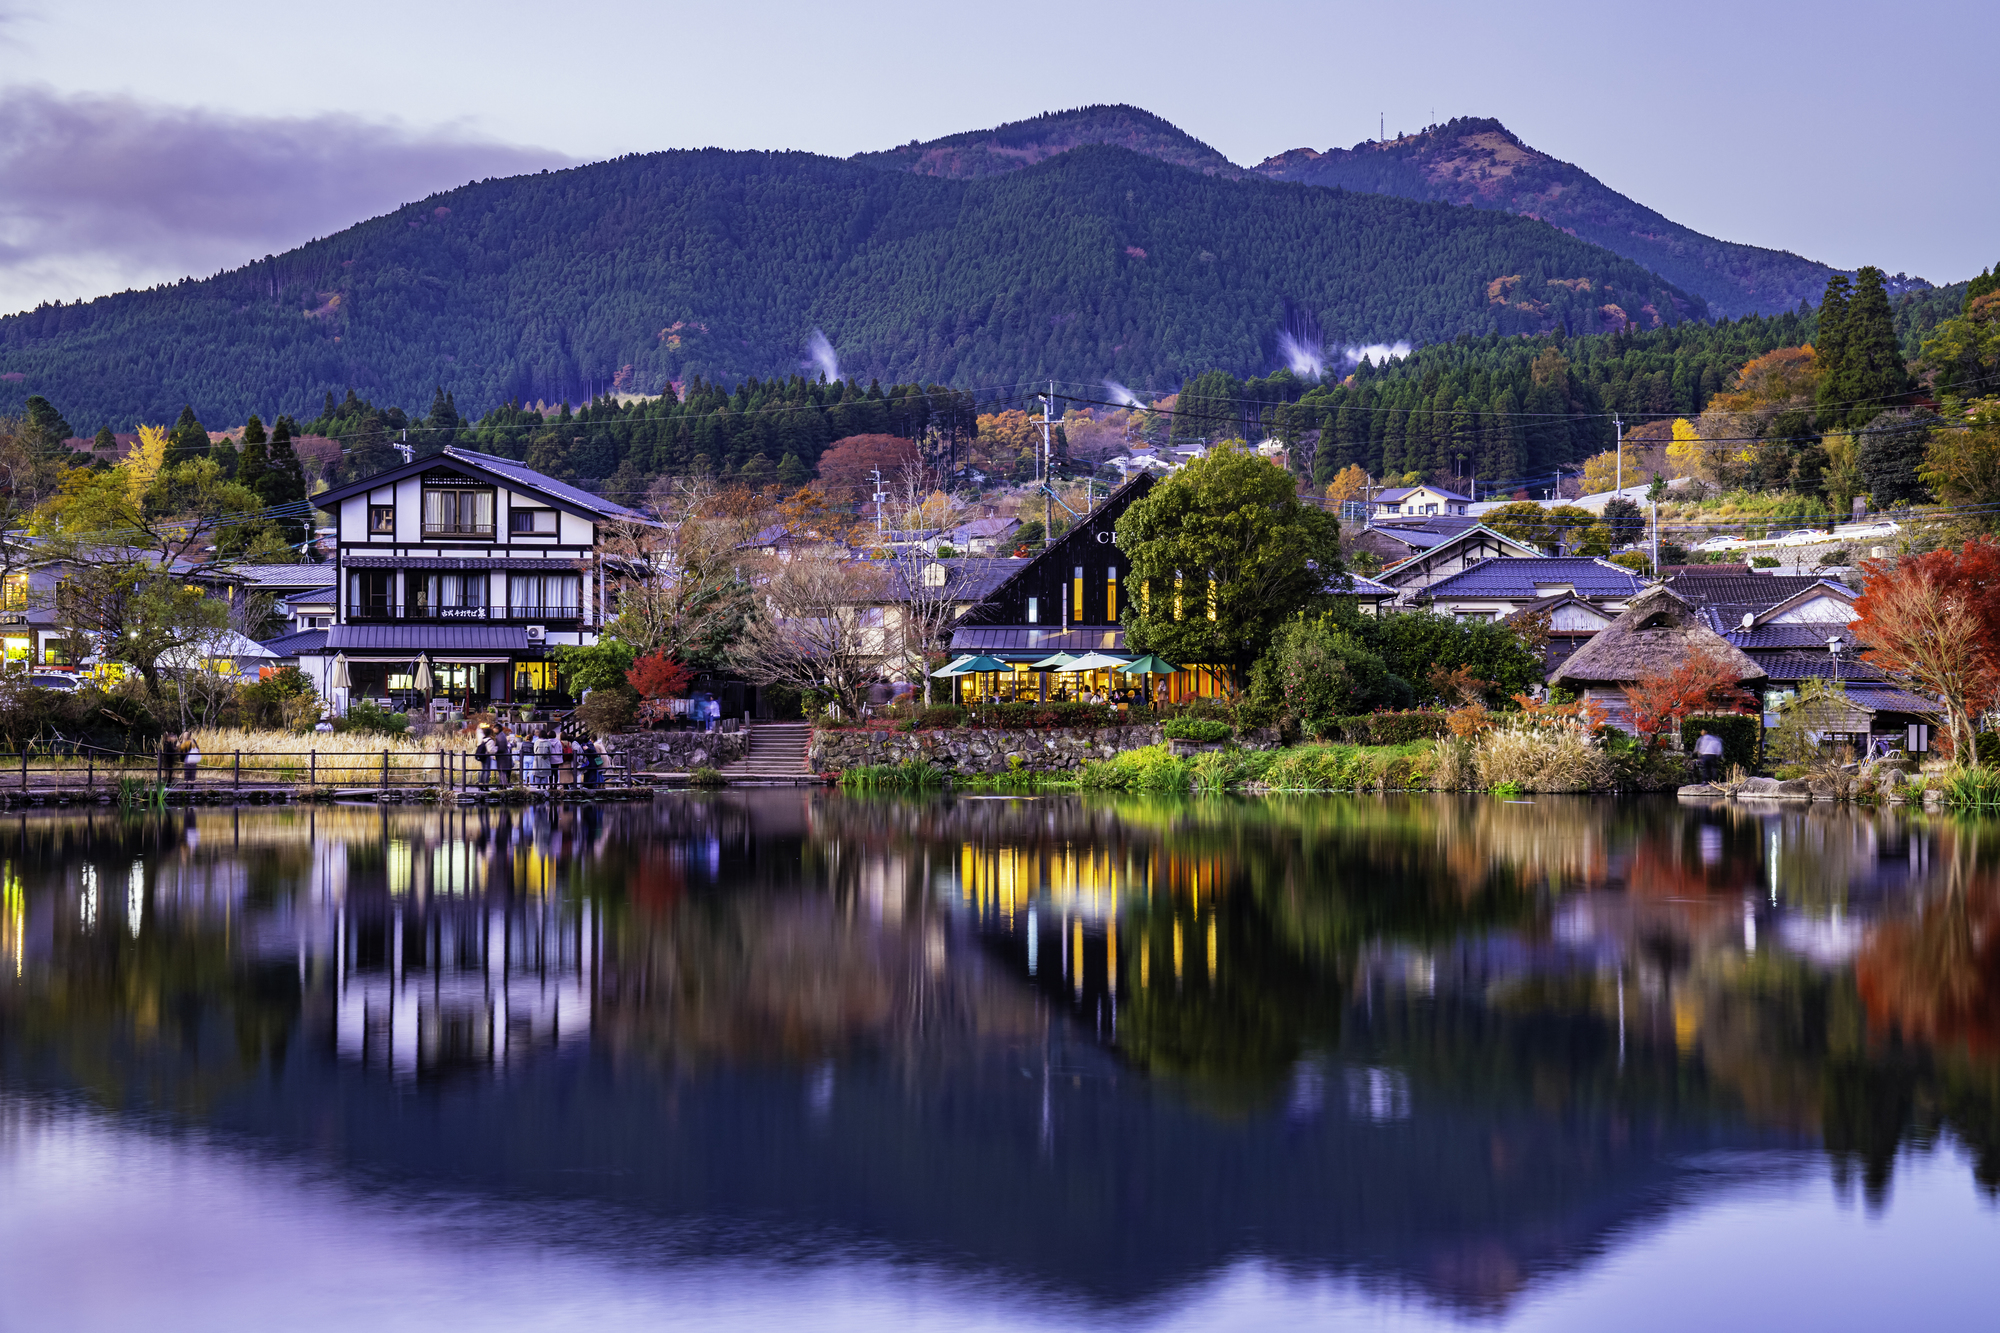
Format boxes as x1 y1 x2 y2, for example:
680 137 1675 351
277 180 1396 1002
598 730 749 773
810 725 1169 775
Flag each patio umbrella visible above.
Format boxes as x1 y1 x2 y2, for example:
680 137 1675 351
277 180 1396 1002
413 653 435 696
954 655 1011 673
1115 654 1178 675
1029 652 1078 670
1062 652 1129 673
329 653 351 690
928 655 977 677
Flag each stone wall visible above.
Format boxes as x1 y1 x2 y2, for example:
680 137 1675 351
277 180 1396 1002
599 729 749 773
810 724 1167 775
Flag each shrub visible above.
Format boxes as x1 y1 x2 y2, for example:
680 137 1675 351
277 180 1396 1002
337 699 411 736
969 702 1118 729
1078 744 1192 791
1164 717 1232 743
916 704 968 730
1608 551 1650 573
1751 555 1780 568
1681 714 1762 771
688 766 725 787
1326 711 1448 746
576 686 639 735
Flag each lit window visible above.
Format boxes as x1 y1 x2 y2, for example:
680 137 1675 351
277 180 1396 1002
1027 597 1039 624
368 504 394 535
1072 566 1085 621
1106 568 1119 621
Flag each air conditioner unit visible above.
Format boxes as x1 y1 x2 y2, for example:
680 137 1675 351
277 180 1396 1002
525 626 546 643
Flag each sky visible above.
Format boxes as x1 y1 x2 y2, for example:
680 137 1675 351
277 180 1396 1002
1 0 1994 316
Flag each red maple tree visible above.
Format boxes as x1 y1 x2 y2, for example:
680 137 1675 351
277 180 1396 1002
626 651 694 701
1854 539 2000 760
1621 644 1757 746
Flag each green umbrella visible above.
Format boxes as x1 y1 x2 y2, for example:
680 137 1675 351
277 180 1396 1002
929 655 977 677
1030 652 1078 670
1115 654 1178 675
955 655 1011 673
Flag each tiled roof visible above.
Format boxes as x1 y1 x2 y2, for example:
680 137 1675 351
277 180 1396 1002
1727 624 1861 651
1335 573 1397 598
950 627 1127 655
326 626 533 652
261 629 329 657
886 557 1028 602
1844 685 1942 716
1667 570 1854 625
235 564 335 588
950 517 1021 540
343 556 586 571
1748 651 1890 683
442 448 650 521
1419 557 1646 601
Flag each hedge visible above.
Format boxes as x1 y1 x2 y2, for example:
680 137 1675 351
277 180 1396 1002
1327 711 1449 746
967 702 1121 729
1682 713 1761 771
1163 717 1233 743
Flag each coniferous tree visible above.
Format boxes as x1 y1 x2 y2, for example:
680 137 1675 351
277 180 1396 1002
262 415 311 550
421 386 460 457
91 426 118 466
776 452 808 486
1839 267 1914 428
165 404 208 465
237 414 270 494
1814 275 1853 427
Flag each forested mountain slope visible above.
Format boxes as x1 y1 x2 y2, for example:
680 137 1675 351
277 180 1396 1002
1252 119 1840 319
852 104 1240 179
0 145 1697 428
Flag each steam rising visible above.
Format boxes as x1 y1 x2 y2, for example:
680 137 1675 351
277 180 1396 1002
1103 379 1145 408
805 329 840 381
1277 331 1327 379
1344 341 1412 366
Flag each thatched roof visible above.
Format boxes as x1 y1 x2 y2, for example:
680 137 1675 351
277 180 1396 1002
1549 584 1767 687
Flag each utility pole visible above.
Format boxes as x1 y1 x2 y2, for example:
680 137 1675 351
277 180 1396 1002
1037 381 1056 552
870 468 886 539
1614 414 1623 496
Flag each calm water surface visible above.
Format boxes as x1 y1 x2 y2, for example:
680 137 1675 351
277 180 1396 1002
0 793 1996 1330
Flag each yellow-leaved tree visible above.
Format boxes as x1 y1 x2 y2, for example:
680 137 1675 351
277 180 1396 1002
1324 463 1370 507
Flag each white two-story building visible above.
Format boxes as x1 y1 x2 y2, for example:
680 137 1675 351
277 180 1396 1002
301 448 653 710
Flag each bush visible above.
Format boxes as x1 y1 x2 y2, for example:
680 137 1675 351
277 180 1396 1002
915 704 968 730
968 702 1118 729
1164 717 1232 743
239 666 318 730
1608 551 1650 573
689 766 725 787
1681 714 1761 771
576 686 639 735
337 699 411 736
1751 555 1780 568
1325 711 1448 746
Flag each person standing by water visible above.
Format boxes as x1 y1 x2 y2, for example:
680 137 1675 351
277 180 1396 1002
474 726 496 788
160 734 180 786
520 728 540 789
182 736 202 786
1694 728 1725 782
493 725 514 789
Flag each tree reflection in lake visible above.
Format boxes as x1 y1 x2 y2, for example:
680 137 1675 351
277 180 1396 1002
0 793 1996 1322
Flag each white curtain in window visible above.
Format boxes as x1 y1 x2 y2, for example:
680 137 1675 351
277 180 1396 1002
508 573 580 613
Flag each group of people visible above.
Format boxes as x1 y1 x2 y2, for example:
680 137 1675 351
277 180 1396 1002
472 724 607 791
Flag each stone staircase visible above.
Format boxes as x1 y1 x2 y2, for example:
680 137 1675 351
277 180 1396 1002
716 722 816 782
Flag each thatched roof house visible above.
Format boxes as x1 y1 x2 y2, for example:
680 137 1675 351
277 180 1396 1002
1550 585 1766 731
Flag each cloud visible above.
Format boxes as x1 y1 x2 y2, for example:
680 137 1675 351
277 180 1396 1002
0 86 570 314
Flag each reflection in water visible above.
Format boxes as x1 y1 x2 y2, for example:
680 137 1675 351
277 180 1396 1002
0 795 1997 1325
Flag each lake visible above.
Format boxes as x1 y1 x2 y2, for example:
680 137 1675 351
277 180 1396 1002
1 793 1996 1331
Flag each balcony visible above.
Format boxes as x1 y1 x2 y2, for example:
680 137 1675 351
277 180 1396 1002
421 522 496 540
348 603 583 626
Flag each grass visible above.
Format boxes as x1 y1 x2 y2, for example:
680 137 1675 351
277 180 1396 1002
177 727 475 786
839 758 947 790
1078 741 1442 794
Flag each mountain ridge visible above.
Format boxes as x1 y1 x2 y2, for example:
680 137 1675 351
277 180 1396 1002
860 106 1845 318
0 142 1699 427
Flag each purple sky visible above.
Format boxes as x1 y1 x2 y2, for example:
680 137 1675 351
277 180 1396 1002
2 0 1993 315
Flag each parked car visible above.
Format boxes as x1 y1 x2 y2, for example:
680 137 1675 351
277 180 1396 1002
27 673 80 693
1693 535 1744 552
1838 521 1900 539
1774 528 1832 546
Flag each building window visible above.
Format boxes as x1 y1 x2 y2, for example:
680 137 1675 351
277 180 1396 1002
0 574 27 613
1072 566 1085 622
922 562 948 588
368 504 395 535
1106 568 1119 621
423 488 495 538
413 573 488 619
507 572 582 619
1027 596 1039 624
509 508 558 536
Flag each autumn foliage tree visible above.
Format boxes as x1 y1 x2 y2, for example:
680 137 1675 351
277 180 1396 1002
815 434 919 502
1621 644 1757 748
627 652 695 701
1854 541 2000 762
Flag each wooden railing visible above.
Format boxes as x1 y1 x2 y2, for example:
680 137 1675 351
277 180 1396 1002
0 743 633 795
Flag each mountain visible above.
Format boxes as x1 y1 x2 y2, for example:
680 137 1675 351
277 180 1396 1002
851 104 1240 180
1249 118 1837 319
0 145 1698 428
862 107 1842 320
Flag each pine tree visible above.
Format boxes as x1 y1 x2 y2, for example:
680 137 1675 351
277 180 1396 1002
91 426 118 466
421 385 460 457
165 404 207 465
776 452 808 486
262 416 311 549
237 414 271 494
1813 275 1853 427
1840 266 1914 428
